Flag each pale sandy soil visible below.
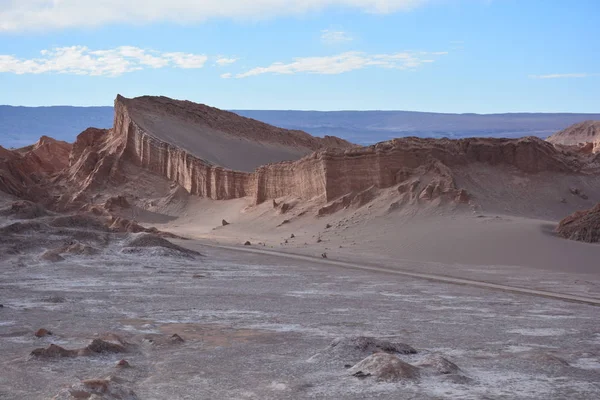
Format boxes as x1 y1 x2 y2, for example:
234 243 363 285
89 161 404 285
141 170 600 300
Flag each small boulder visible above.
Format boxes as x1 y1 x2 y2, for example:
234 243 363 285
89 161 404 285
244 241 251 246
85 339 127 354
170 334 184 343
348 353 420 382
116 359 131 368
222 219 230 226
414 354 461 375
34 328 52 338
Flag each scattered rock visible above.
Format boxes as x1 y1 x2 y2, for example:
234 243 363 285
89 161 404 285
560 197 567 203
244 241 251 246
116 359 130 368
31 338 127 359
321 252 327 259
52 376 138 400
325 223 332 229
348 353 420 382
222 219 229 226
34 328 52 338
290 234 295 238
31 344 75 359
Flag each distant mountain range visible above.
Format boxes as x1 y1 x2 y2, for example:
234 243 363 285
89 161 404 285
1 105 599 148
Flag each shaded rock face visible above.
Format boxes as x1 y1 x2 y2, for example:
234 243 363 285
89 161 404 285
348 353 421 382
0 136 71 198
548 120 600 153
557 203 600 243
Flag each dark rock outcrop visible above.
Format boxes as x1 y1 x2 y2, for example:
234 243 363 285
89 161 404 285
557 203 600 243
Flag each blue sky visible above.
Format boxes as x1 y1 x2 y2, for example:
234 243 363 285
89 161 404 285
0 0 598 112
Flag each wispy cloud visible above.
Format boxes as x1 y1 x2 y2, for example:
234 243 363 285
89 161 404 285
1 1 429 32
215 57 238 66
220 73 233 79
321 29 353 45
0 46 210 76
233 50 446 78
529 73 598 79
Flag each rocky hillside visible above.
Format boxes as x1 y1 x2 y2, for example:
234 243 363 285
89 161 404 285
547 120 600 153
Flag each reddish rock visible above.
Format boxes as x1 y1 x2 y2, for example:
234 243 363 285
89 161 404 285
116 359 131 368
34 328 52 338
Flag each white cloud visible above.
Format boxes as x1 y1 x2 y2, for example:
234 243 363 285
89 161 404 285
0 1 429 32
529 73 597 79
0 46 209 76
215 57 238 66
221 72 233 79
321 29 353 44
234 50 446 78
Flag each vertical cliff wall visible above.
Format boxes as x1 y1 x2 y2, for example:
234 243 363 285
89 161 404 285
57 96 597 212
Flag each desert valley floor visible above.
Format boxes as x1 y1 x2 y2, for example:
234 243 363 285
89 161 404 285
1 233 599 400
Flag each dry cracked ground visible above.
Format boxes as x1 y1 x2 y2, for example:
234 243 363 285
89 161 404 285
1 217 599 399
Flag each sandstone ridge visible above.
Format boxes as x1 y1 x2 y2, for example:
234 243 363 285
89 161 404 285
2 95 600 218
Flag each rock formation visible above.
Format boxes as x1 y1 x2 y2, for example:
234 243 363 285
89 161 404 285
348 353 421 382
0 136 71 198
548 120 600 153
556 203 600 243
3 94 600 220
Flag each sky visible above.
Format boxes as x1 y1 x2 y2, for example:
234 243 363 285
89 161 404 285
0 0 598 113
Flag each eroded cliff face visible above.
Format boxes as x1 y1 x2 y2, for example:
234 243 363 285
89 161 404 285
30 95 599 215
320 136 582 202
115 99 253 199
